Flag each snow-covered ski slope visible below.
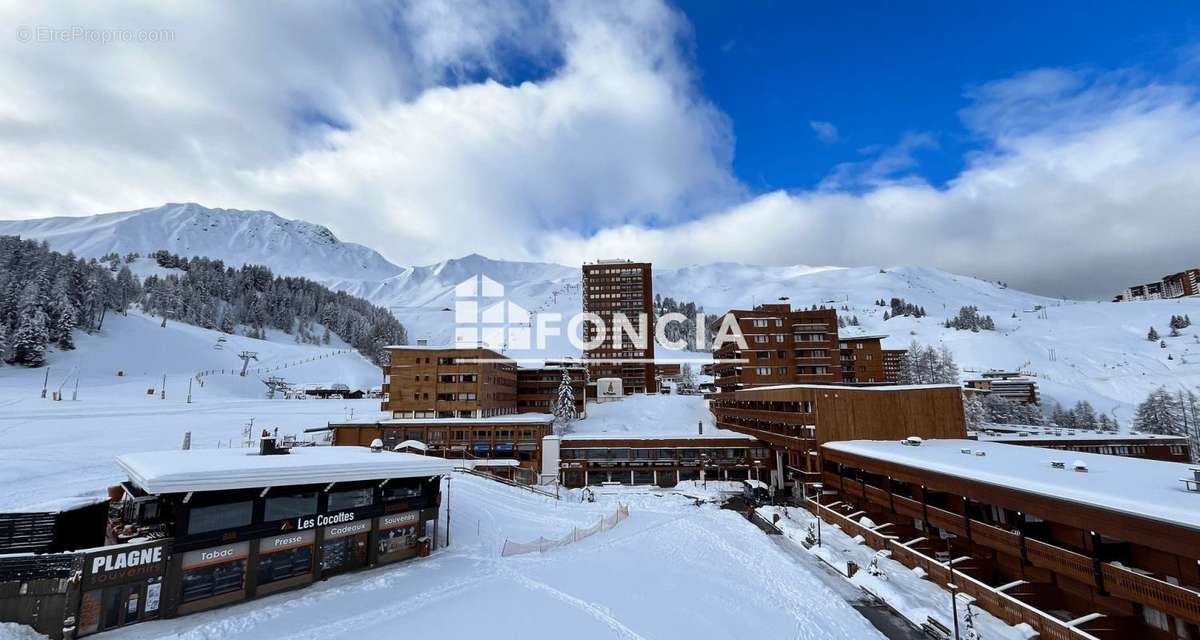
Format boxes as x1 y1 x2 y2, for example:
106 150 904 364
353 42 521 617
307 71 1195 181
0 312 386 510
100 476 887 640
5 204 1200 421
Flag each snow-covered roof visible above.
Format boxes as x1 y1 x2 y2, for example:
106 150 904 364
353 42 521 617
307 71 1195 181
839 334 889 341
563 394 754 440
822 439 1200 531
745 383 961 393
380 414 555 425
117 446 455 494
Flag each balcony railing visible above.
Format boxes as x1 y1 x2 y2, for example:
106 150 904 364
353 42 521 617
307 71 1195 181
821 472 1200 626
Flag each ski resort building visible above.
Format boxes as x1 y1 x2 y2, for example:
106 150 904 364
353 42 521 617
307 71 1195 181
710 383 967 490
815 438 1200 639
838 334 890 384
712 304 840 392
0 440 452 638
1114 267 1200 302
381 345 518 419
582 260 657 394
329 413 555 470
711 304 902 392
516 363 586 416
975 426 1193 462
556 435 773 488
963 371 1041 405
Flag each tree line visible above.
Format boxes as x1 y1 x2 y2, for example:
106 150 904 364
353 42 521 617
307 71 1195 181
0 238 407 367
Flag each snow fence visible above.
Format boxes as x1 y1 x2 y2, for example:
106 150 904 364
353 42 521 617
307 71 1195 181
501 504 630 557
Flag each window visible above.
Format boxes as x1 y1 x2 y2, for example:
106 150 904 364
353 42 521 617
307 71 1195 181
751 448 769 459
180 542 249 603
257 532 314 585
775 335 785 343
752 319 768 327
756 367 771 375
264 492 317 522
328 488 373 511
382 484 422 502
188 501 253 534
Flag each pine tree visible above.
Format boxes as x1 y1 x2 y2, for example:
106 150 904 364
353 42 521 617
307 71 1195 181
963 394 987 430
552 370 577 434
1050 402 1073 428
679 363 697 393
1133 387 1183 435
1071 400 1097 430
1147 327 1160 341
52 291 77 350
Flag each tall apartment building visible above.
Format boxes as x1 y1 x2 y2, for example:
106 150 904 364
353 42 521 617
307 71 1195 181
882 348 906 383
383 345 518 418
582 260 656 394
838 335 889 384
1115 267 1200 302
711 304 839 393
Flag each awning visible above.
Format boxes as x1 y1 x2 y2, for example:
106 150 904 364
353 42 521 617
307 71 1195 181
472 444 491 453
495 443 514 452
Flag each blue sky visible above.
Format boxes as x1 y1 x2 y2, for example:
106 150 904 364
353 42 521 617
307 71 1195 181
4 1 1200 297
678 1 1200 192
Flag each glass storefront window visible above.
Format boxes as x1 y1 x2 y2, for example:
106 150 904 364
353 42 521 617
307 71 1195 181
382 484 422 502
179 542 249 603
258 546 313 584
187 501 253 534
264 492 317 521
328 488 374 511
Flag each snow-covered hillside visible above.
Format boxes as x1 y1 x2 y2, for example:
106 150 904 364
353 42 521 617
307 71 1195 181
5 204 1199 424
0 203 403 282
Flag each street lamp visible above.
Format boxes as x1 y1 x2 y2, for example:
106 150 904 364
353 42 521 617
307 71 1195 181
943 531 960 640
808 482 824 548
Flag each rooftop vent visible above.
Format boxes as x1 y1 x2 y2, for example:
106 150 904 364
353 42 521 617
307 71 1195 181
1073 460 1088 473
960 448 973 455
974 450 987 457
369 438 384 453
1017 432 1029 437
1050 460 1066 469
903 436 923 447
416 338 429 346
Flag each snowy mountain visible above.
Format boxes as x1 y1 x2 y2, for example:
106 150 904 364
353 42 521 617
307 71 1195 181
0 203 403 282
4 204 1199 424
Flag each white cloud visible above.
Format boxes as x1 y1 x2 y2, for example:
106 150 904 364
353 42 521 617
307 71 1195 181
2 2 1198 298
547 68 1200 298
809 120 838 143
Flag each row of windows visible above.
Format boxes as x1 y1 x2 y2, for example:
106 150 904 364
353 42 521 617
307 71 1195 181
561 447 764 461
187 486 424 535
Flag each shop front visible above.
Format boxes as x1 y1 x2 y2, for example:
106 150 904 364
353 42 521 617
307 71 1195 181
375 511 420 564
77 540 168 637
176 541 249 615
319 519 371 577
255 530 315 596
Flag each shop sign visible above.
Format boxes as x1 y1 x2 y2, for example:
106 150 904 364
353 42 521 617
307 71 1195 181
262 530 315 552
294 510 358 532
180 541 250 569
83 541 167 589
322 519 371 540
378 511 419 531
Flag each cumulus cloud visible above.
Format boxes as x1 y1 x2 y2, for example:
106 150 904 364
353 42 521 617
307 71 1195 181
2 1 1198 298
809 120 838 143
547 67 1200 298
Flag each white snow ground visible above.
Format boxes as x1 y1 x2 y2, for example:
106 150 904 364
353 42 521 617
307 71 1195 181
758 505 1037 640
0 311 384 511
93 477 886 640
